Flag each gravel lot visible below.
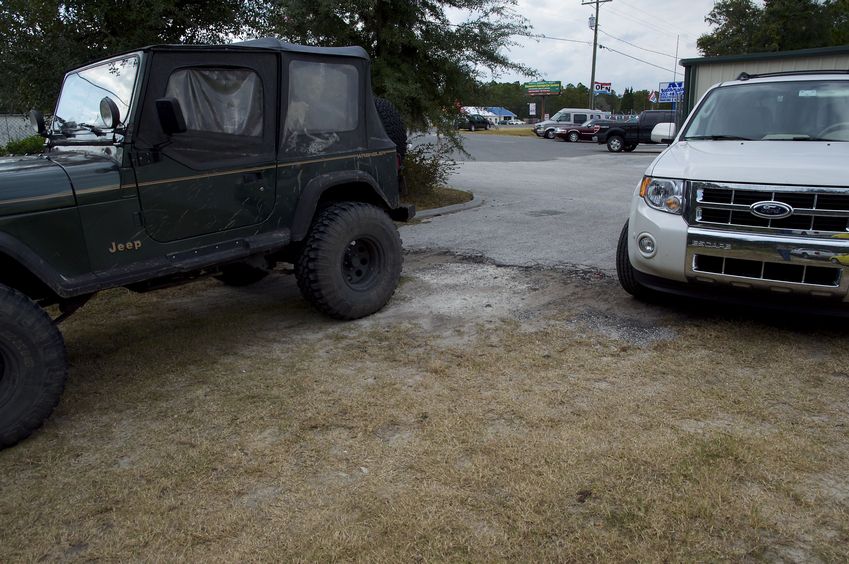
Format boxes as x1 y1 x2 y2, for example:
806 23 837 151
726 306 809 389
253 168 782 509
1 134 848 561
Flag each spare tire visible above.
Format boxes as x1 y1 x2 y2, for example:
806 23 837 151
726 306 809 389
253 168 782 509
374 97 407 161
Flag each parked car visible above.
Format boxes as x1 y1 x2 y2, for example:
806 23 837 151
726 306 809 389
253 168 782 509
534 108 607 139
617 71 849 313
457 113 490 131
555 118 616 142
0 37 413 449
507 118 525 125
595 110 676 152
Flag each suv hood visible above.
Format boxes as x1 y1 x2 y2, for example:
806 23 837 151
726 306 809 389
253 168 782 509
650 141 849 187
0 154 75 216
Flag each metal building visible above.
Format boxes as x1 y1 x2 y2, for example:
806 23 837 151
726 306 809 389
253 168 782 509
680 45 849 115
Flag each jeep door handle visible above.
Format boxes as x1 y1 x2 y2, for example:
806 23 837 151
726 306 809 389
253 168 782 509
241 171 264 184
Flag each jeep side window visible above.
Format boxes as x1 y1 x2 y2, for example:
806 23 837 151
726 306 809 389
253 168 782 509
283 60 360 154
165 68 263 136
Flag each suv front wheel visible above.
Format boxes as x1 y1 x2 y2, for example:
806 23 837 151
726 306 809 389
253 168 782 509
616 221 650 299
296 202 402 320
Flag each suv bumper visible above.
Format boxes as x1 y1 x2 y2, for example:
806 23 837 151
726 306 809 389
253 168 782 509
629 199 849 303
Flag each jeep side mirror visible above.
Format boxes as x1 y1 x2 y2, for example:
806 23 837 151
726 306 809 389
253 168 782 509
99 97 121 129
155 97 187 135
29 110 47 137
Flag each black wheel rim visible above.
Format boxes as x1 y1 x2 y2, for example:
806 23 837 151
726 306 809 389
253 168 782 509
342 237 383 290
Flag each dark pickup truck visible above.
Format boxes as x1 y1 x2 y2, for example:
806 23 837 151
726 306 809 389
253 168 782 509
596 110 675 152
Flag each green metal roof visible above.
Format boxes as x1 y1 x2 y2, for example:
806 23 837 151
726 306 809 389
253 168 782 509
680 44 849 67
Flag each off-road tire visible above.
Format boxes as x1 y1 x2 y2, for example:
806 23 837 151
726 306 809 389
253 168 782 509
0 284 68 449
616 221 650 299
215 262 270 287
295 202 402 320
544 129 555 139
623 144 637 152
373 97 407 161
607 135 624 152
568 131 579 142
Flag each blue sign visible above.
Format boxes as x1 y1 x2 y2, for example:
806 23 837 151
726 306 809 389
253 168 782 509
659 81 684 103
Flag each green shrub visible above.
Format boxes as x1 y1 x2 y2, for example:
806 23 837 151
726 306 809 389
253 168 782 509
402 140 457 197
4 135 45 155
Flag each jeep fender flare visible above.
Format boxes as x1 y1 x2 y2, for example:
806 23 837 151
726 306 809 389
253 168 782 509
0 233 67 299
290 170 391 241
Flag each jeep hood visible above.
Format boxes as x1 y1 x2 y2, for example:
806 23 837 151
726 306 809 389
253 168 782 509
649 141 849 187
0 154 75 216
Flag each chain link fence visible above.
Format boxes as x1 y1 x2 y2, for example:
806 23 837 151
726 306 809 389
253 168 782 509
1 114 34 146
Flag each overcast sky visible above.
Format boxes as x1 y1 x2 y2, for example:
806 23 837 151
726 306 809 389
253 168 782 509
456 0 722 93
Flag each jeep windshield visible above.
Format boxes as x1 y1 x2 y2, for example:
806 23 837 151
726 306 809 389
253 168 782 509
52 54 140 139
682 79 849 142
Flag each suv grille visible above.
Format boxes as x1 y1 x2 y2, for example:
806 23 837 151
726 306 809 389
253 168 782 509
691 181 849 235
693 254 841 287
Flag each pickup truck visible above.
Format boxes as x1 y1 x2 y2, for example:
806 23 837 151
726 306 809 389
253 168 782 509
596 110 675 152
617 71 849 313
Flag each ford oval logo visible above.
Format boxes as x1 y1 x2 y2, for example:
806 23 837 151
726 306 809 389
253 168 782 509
750 201 793 219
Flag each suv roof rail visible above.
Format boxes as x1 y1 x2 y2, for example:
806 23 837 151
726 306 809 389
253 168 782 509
737 69 849 81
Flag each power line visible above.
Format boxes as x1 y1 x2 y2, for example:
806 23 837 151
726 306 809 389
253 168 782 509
598 29 677 60
605 6 680 39
599 44 674 73
535 33 593 46
616 0 691 37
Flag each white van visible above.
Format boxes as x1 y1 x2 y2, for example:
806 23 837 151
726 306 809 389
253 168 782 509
534 108 608 139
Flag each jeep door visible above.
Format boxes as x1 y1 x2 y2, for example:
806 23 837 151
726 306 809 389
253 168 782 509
132 50 277 242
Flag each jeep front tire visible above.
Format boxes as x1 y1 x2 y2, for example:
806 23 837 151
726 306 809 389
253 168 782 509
295 202 402 320
0 284 68 449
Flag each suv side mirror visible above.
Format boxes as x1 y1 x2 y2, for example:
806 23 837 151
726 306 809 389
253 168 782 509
155 97 187 135
29 110 47 137
100 97 121 129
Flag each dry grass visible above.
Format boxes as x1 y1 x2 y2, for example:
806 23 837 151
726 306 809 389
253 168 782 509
403 186 472 212
469 127 537 137
1 256 848 561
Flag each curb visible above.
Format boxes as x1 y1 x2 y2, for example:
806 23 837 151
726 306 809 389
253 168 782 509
415 194 484 219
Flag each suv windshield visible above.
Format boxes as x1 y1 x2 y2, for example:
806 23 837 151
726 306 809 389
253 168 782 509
52 55 140 138
682 79 849 142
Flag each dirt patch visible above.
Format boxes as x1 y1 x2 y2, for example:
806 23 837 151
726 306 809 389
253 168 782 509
1 251 848 561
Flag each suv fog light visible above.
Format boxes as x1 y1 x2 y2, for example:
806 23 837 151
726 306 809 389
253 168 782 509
638 234 657 257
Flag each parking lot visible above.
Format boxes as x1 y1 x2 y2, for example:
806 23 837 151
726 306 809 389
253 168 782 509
2 133 848 561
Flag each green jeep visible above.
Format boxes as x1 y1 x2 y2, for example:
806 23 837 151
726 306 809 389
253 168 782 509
0 37 413 449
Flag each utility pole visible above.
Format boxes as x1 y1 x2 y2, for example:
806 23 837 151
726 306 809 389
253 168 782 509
583 0 612 110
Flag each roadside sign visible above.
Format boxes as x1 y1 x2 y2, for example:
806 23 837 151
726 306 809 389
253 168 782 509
523 81 562 96
649 90 658 103
659 81 684 103
529 102 536 116
544 113 550 120
593 82 611 95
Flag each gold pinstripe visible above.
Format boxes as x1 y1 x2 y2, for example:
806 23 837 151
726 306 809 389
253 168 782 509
121 150 396 189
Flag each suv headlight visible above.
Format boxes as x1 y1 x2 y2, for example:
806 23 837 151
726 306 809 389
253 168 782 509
640 177 684 214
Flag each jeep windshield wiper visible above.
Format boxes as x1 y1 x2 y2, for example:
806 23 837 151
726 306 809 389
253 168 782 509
60 122 106 137
683 134 752 141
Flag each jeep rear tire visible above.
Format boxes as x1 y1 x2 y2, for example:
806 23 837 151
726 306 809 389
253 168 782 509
607 135 624 152
568 131 579 143
295 202 402 320
616 221 650 299
215 262 270 287
373 97 407 161
0 284 68 449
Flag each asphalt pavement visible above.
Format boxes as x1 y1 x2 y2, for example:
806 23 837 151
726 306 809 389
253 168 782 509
401 131 665 274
